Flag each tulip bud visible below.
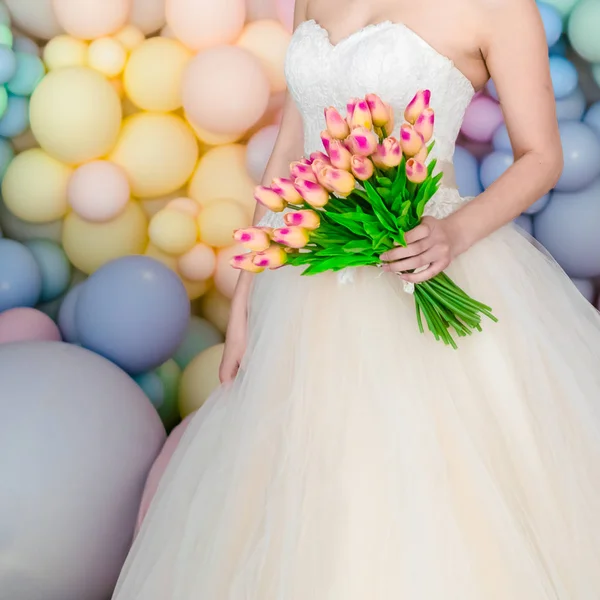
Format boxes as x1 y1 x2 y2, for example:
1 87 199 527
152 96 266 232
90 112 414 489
414 145 428 163
272 226 310 249
254 185 286 212
404 89 431 124
383 102 395 137
350 155 375 181
399 124 424 157
406 158 427 184
230 253 265 273
324 106 350 139
346 98 360 126
372 137 402 169
294 178 330 208
290 160 318 183
310 151 331 165
253 244 288 269
365 93 390 127
347 126 379 156
328 139 352 170
414 107 435 143
320 166 356 197
233 227 271 252
321 130 334 153
284 209 321 230
272 177 303 204
350 99 373 130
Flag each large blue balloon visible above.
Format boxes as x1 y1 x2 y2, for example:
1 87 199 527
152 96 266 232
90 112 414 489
534 177 600 277
492 124 512 152
583 101 600 138
486 79 499 101
7 52 45 96
453 146 482 197
555 87 586 121
523 193 550 215
0 94 29 137
555 121 600 192
514 214 533 235
479 150 513 189
549 56 578 99
0 238 42 312
75 256 191 374
538 2 563 46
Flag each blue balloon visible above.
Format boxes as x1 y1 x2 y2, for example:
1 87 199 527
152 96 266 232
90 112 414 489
25 239 72 303
492 124 512 152
514 214 533 235
549 37 567 56
555 87 586 121
534 178 600 278
555 121 600 192
479 150 513 189
75 256 191 374
583 101 600 138
523 193 550 215
549 56 578 99
0 46 16 85
0 136 14 181
571 278 595 303
0 239 42 312
0 94 29 138
7 52 45 96
58 282 85 344
453 146 482 197
486 79 498 101
538 2 563 46
12 36 39 56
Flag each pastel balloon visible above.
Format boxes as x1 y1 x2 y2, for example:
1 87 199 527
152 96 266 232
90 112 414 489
43 35 88 70
199 287 231 333
0 95 29 138
542 0 579 17
246 124 279 182
555 121 600 192
571 278 596 303
57 281 85 343
149 209 198 255
177 243 216 281
0 85 7 119
87 37 127 78
214 245 243 298
197 199 249 247
549 56 578 99
187 119 244 146
583 100 600 137
11 128 39 153
538 2 563 47
166 197 201 218
172 316 224 370
523 193 550 216
124 37 192 112
178 343 224 417
130 0 166 34
110 112 199 198
555 87 586 121
113 24 145 51
165 0 245 51
275 0 295 31
0 239 42 310
461 95 504 143
491 124 512 152
25 239 71 302
140 188 187 218
30 67 122 165
453 146 482 197
237 19 291 92
0 196 63 244
479 150 513 189
2 148 72 223
13 35 41 56
0 45 16 84
568 0 600 62
4 0 63 40
182 46 270 135
62 201 148 274
0 307 61 343
53 0 130 40
485 79 498 101
0 137 13 181
6 52 45 96
246 0 278 20
0 2 10 26
68 160 130 223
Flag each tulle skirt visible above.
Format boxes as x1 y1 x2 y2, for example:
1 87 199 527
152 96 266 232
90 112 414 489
112 223 600 599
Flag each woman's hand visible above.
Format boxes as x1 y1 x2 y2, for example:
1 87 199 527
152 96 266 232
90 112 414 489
219 299 248 385
379 216 465 283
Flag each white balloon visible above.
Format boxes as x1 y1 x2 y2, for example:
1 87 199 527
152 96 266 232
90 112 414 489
4 0 63 40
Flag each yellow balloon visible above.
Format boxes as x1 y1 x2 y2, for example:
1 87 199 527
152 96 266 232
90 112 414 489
188 144 256 215
140 188 187 218
179 343 225 416
110 112 199 198
2 149 73 223
187 117 244 146
149 208 198 255
43 35 88 71
124 37 191 112
197 198 249 247
113 25 145 51
199 287 231 333
87 37 127 78
62 201 148 274
30 67 122 165
53 0 129 40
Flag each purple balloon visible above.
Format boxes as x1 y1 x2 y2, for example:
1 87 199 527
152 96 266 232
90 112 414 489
461 95 504 143
75 256 191 374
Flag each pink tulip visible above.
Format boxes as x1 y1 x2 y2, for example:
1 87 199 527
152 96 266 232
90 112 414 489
399 124 425 157
414 145 428 163
321 130 333 153
253 245 288 269
414 107 435 143
406 158 427 184
290 160 318 183
384 102 395 137
320 166 356 197
324 106 350 139
372 137 402 169
271 177 303 204
346 98 360 126
272 226 310 249
254 185 286 212
233 227 271 252
350 99 373 130
350 155 375 181
294 178 330 208
328 140 352 170
347 126 379 156
310 151 331 165
284 209 321 230
366 93 390 127
404 89 431 124
230 253 265 273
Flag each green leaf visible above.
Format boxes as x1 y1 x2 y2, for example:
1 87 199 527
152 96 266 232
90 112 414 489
325 213 369 238
343 239 374 253
426 140 436 156
376 176 393 188
427 158 438 177
363 180 397 232
376 187 392 200
364 220 385 239
372 230 391 250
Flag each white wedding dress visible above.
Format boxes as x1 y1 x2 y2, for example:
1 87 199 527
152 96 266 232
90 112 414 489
113 21 600 599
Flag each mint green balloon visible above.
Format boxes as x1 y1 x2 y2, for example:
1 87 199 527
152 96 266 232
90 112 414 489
0 85 7 119
568 0 600 62
0 24 12 47
0 4 10 27
7 52 45 96
543 0 580 18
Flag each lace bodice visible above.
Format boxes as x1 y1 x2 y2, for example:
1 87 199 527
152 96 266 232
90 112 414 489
259 20 476 228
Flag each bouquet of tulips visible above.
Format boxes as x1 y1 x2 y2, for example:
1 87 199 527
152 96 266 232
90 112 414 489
231 90 497 348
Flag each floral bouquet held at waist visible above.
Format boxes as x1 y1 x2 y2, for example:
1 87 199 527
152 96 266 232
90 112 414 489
231 90 497 348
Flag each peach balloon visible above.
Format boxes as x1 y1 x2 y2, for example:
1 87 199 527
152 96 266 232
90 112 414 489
275 0 295 32
43 35 88 71
0 308 62 344
177 243 216 281
140 189 186 218
52 0 130 40
182 46 270 135
214 245 242 299
129 0 166 35
87 37 127 78
68 160 130 222
246 0 278 20
197 199 249 248
166 197 201 218
4 0 63 40
237 20 291 92
165 0 245 51
187 118 244 146
113 25 145 51
200 287 231 334
160 24 177 40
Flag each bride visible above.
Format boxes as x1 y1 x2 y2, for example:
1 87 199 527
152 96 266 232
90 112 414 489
113 0 600 597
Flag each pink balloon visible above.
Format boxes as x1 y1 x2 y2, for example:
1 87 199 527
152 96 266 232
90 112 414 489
275 0 295 32
0 307 62 344
246 0 278 20
246 124 279 182
460 96 504 143
53 0 130 39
